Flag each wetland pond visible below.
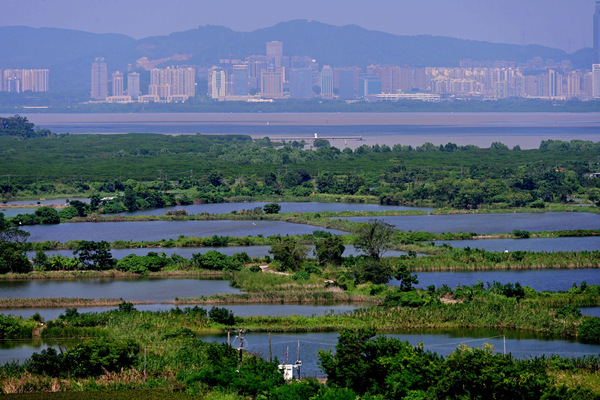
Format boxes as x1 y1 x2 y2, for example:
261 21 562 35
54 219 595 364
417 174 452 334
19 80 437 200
341 212 600 234
21 220 346 243
116 202 434 216
402 268 600 292
429 236 600 253
0 277 238 301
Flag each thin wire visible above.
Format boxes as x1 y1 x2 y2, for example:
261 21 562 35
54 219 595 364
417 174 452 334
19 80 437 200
425 335 505 348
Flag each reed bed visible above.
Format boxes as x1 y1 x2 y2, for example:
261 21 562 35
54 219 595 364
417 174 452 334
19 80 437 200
0 298 155 309
175 291 377 305
400 250 600 272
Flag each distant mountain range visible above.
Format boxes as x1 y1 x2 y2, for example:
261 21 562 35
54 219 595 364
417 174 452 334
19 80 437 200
0 20 593 93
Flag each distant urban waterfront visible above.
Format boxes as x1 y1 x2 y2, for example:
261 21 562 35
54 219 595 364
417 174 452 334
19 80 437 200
11 112 600 149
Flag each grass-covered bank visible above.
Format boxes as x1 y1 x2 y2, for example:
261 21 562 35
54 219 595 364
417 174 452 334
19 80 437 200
0 298 159 309
0 269 230 281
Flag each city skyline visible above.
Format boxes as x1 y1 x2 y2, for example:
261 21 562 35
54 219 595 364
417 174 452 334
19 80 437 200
0 0 598 53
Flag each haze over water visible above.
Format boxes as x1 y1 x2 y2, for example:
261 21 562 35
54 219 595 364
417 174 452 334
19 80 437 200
11 112 600 150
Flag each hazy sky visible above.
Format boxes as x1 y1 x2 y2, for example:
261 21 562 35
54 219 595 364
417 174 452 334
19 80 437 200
0 0 597 52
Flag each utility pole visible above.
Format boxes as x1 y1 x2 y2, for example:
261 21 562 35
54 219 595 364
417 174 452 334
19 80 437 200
269 333 272 362
236 329 245 367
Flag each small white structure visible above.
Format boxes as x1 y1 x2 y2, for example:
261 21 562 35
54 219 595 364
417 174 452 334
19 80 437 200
278 364 294 381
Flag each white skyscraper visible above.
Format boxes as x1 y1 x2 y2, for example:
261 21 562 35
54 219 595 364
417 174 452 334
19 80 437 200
211 68 226 99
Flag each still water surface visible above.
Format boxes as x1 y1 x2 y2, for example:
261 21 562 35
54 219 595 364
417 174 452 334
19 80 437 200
199 330 600 378
403 269 600 292
117 202 433 216
3 330 599 370
0 208 36 218
341 212 600 234
429 236 600 252
0 278 238 301
21 220 346 243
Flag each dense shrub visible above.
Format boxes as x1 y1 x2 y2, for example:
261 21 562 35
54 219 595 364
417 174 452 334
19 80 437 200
27 338 139 378
208 307 235 326
263 203 281 214
32 206 60 224
192 251 242 271
579 317 600 342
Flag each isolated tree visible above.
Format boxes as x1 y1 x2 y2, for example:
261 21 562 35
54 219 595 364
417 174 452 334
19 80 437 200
73 241 115 270
263 203 281 214
314 236 345 266
352 219 395 260
268 235 308 271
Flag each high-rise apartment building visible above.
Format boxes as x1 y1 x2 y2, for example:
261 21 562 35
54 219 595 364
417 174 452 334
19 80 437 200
149 67 195 100
112 71 124 96
381 66 400 94
593 64 600 98
127 72 140 100
290 68 313 99
266 41 283 67
232 65 248 96
2 69 49 93
337 69 357 100
91 57 108 100
260 65 284 98
548 69 562 97
567 72 581 98
594 1 600 64
320 66 334 99
211 68 227 99
413 66 427 91
400 66 413 92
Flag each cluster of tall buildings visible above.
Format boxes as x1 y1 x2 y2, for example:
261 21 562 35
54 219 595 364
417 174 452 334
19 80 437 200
147 67 196 101
91 57 195 103
0 69 49 93
206 41 600 102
